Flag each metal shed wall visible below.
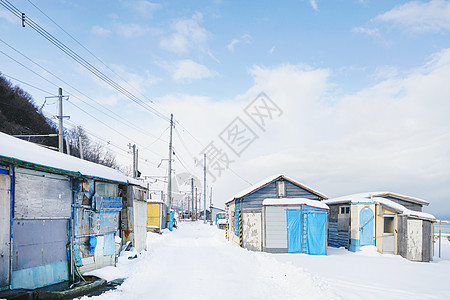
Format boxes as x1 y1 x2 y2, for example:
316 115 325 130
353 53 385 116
264 206 288 252
12 168 71 289
133 200 147 251
0 172 11 290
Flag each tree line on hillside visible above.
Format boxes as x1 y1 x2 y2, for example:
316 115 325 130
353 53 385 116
0 73 117 168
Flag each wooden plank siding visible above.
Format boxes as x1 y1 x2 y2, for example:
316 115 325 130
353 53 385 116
242 180 323 213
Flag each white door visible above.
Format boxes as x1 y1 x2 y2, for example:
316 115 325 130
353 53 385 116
382 215 395 254
0 173 11 290
407 219 423 261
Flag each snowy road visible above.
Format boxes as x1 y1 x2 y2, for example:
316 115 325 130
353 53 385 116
84 221 337 300
84 221 450 300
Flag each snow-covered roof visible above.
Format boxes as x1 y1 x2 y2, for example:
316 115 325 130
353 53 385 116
324 192 428 206
324 192 435 221
262 198 329 210
227 174 327 204
127 177 148 189
0 131 127 183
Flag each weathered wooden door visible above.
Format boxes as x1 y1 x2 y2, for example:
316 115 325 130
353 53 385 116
0 172 11 290
407 219 423 261
359 207 374 246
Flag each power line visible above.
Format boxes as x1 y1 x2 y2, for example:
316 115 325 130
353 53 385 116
0 38 168 143
0 0 170 122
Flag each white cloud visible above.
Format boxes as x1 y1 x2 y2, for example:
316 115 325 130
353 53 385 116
160 12 209 53
130 1 162 17
309 0 319 11
116 23 152 38
91 25 112 37
172 59 216 81
0 10 17 23
227 39 239 52
375 0 450 32
268 46 276 55
352 26 381 38
150 49 450 219
227 34 252 52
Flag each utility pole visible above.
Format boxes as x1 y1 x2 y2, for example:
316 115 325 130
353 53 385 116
58 88 64 152
195 187 198 220
210 187 213 225
167 113 174 225
128 143 137 178
191 177 194 220
203 153 207 224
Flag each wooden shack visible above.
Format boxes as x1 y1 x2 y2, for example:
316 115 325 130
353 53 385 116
325 192 435 262
147 201 167 233
121 178 148 252
0 132 127 290
225 174 327 252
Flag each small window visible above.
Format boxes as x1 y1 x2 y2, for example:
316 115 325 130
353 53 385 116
384 216 395 234
277 181 286 197
340 206 350 214
95 182 118 197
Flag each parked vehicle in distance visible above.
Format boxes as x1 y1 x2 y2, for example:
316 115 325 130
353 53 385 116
216 212 226 229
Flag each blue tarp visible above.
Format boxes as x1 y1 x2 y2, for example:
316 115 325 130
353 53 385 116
286 207 327 255
169 211 174 231
235 200 241 236
287 210 302 253
306 212 327 255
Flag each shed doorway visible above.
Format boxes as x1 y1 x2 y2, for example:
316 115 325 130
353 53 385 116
0 173 11 290
382 215 395 254
359 207 374 246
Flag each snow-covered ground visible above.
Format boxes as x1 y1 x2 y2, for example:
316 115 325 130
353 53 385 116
84 221 450 300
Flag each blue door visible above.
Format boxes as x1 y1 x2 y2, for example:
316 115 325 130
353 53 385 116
359 207 374 246
287 210 302 253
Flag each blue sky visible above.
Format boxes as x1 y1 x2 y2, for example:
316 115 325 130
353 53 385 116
1 0 450 218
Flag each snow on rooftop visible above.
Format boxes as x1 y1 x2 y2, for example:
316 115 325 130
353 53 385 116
228 174 327 203
262 198 329 210
127 176 148 189
0 131 127 182
324 191 428 206
324 192 435 221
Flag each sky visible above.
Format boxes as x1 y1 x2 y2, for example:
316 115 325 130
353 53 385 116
0 0 449 219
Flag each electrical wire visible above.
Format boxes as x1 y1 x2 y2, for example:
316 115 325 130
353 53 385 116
0 0 170 122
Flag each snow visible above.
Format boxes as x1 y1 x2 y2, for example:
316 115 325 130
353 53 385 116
325 192 428 206
262 198 329 210
82 222 450 300
0 132 126 182
325 192 436 221
228 174 327 203
127 177 148 189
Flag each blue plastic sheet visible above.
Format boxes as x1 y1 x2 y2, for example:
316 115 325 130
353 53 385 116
235 200 241 236
287 210 302 253
306 212 327 255
169 211 174 231
88 236 97 254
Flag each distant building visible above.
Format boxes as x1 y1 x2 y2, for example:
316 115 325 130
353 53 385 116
325 192 436 262
225 174 328 254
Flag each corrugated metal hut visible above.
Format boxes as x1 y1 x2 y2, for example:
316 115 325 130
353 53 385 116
325 192 436 262
225 174 327 252
121 178 148 252
0 132 127 290
262 198 329 254
147 200 167 233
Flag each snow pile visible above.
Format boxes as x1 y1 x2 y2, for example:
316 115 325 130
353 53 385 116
356 245 380 257
262 198 329 209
